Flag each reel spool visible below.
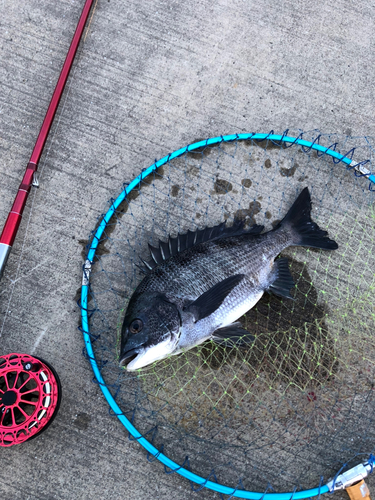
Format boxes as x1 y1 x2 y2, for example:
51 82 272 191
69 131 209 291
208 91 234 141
0 353 61 447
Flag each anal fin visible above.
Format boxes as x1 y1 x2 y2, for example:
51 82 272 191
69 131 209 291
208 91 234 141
267 257 295 299
212 322 255 347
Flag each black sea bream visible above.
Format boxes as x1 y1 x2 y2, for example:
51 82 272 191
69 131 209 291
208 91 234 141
119 187 338 371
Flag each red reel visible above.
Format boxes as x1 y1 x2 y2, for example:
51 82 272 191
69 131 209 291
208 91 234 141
0 353 61 447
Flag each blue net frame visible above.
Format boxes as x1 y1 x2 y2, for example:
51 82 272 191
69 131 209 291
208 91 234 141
80 132 375 499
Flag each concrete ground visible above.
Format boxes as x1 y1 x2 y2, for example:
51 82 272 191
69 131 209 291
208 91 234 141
0 0 374 499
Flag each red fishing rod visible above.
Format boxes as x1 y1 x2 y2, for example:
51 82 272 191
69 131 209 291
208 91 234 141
0 0 94 280
0 0 94 447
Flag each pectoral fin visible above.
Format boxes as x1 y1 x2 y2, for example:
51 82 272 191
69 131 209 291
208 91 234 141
212 322 255 347
184 274 244 322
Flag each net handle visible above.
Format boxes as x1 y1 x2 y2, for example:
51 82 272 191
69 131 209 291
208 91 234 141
346 481 371 500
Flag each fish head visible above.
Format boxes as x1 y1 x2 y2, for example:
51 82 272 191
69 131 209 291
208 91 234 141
119 291 181 371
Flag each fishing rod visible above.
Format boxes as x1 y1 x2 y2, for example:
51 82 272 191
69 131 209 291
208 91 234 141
0 0 94 447
0 0 94 281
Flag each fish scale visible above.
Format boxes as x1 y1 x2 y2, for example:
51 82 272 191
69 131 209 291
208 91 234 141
140 230 289 304
147 233 275 283
176 233 290 350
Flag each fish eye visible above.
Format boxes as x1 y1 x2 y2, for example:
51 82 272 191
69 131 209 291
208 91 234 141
129 318 143 334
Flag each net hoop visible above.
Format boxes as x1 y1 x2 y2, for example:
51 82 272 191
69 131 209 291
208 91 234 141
80 132 374 499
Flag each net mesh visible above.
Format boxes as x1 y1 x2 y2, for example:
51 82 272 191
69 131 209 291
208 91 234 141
83 132 375 495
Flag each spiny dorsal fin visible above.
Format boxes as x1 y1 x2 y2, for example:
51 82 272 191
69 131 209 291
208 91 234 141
139 219 264 272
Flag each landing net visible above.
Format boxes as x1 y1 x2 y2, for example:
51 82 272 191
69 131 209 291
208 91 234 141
80 132 375 498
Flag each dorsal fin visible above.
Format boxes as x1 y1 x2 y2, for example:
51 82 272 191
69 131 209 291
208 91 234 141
139 219 264 272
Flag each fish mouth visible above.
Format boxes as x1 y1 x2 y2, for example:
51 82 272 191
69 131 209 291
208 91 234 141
119 330 149 369
119 338 178 371
119 348 141 368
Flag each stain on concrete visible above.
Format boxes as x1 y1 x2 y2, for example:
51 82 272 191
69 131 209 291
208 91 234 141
265 211 272 219
249 200 261 216
264 159 272 169
171 184 180 197
241 178 252 188
233 200 261 225
78 239 89 261
156 165 164 177
213 178 233 194
73 412 91 430
187 165 200 177
280 162 298 177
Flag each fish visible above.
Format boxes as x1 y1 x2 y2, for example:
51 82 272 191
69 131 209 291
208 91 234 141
119 187 338 371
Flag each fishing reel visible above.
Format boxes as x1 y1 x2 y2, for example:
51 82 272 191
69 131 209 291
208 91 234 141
0 353 61 447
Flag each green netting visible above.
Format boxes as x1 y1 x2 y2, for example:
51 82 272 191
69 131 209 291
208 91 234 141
83 131 375 496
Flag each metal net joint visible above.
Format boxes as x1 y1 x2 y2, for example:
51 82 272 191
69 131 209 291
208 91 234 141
350 160 371 177
327 461 373 492
82 259 92 286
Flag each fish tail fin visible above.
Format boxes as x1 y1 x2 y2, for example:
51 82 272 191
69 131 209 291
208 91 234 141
278 187 338 250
